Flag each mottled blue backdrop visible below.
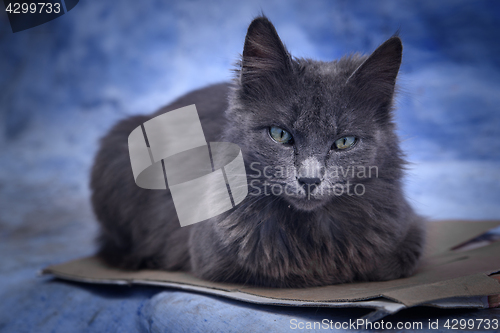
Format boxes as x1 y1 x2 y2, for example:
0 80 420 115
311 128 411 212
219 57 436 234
1 1 499 332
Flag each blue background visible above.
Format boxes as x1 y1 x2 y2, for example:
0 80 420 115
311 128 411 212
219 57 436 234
1 0 499 332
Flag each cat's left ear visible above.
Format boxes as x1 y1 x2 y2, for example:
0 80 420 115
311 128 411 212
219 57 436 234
347 36 402 111
240 16 293 87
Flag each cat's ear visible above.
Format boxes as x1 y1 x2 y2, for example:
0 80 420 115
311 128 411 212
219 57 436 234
347 36 402 112
240 16 292 85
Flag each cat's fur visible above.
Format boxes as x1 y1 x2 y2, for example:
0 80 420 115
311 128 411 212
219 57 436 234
91 16 425 287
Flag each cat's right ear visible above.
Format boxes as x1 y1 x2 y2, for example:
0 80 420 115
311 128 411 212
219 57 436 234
240 16 292 87
346 36 403 121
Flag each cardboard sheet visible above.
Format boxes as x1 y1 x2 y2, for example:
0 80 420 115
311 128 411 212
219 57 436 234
42 220 500 317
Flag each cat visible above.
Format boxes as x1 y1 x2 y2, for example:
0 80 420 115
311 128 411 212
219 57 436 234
90 16 426 288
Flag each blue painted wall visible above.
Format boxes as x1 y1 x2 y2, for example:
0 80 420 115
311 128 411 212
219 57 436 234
2 0 500 219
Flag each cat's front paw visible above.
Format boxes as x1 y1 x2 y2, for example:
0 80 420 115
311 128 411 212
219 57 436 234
374 221 426 280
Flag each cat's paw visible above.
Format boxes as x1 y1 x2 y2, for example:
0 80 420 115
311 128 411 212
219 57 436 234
374 220 426 280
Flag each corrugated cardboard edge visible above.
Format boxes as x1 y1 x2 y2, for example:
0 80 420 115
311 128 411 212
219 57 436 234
41 259 409 322
40 263 405 312
42 220 500 318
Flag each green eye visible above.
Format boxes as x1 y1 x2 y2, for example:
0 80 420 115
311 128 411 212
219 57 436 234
269 126 293 144
334 136 356 150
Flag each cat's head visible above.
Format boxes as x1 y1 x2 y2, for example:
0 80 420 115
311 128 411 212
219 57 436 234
225 16 405 212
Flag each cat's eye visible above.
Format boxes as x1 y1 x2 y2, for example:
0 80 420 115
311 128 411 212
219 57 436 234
334 136 357 150
269 126 293 144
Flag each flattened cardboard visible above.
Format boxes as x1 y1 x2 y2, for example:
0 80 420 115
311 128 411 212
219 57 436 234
42 220 500 316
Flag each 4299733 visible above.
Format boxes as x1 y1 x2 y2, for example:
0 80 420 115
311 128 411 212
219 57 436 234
5 2 61 14
444 318 498 330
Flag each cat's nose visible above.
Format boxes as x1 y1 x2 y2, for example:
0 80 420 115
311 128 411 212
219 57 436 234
298 177 322 187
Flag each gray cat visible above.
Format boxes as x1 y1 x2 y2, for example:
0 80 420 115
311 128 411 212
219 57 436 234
91 16 425 287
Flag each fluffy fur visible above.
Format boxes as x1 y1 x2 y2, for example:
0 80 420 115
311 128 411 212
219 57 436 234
91 16 425 287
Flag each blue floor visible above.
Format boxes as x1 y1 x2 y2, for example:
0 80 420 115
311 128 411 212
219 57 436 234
1 0 499 332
